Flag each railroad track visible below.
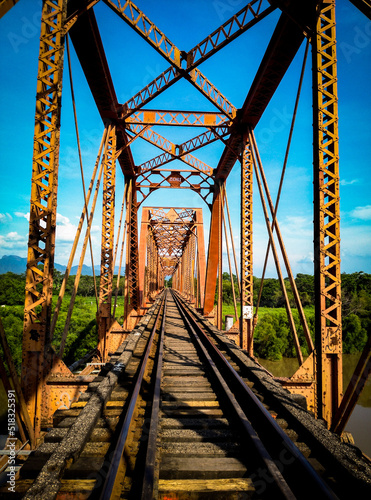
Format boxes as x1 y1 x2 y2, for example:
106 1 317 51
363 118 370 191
3 290 370 499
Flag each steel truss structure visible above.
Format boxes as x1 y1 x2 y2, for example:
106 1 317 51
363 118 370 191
3 0 368 443
139 208 205 308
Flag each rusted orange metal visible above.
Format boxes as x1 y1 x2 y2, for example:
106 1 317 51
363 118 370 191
98 126 117 362
22 0 67 441
312 0 342 427
332 335 371 435
139 208 205 305
14 0 353 444
241 140 254 353
204 187 223 326
125 110 229 127
0 0 19 18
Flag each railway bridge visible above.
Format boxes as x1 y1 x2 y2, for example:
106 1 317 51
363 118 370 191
0 0 371 498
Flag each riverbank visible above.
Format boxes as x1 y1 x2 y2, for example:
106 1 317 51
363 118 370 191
258 353 371 457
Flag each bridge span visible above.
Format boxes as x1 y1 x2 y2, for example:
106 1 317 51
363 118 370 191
2 290 370 499
1 1 371 498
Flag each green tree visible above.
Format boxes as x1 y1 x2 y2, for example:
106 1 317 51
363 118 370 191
0 273 25 305
343 314 368 354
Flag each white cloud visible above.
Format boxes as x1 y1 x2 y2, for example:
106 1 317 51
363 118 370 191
0 231 27 249
341 225 371 258
350 205 371 221
340 178 359 186
15 212 30 221
0 213 12 223
56 213 78 242
281 215 312 238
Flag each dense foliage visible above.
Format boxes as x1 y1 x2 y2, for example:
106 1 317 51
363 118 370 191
220 271 370 360
0 271 369 365
0 272 125 372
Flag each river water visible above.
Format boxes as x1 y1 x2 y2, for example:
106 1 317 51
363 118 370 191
258 353 371 457
1 355 370 456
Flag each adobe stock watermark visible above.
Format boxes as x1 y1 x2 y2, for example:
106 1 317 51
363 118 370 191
251 441 296 495
257 106 293 145
339 21 371 64
213 0 245 21
6 390 17 493
7 1 42 54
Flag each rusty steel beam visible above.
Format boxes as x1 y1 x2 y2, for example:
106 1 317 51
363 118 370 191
120 1 274 118
0 0 19 18
105 0 236 119
214 10 306 181
138 208 150 307
203 187 223 320
97 126 116 362
349 0 371 19
195 210 206 309
139 208 203 303
187 0 275 69
127 125 213 175
241 140 254 353
125 109 230 127
136 169 214 208
331 334 371 436
103 0 181 65
123 180 140 328
22 0 67 441
68 3 135 176
138 152 212 177
312 0 342 427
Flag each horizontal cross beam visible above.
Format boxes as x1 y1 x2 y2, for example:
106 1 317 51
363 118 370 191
125 110 230 127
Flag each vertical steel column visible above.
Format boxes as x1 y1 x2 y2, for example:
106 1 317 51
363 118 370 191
190 233 196 302
312 0 342 426
156 251 160 292
139 208 149 306
145 231 150 300
150 231 155 296
195 209 206 308
179 261 183 295
184 241 190 299
204 186 222 322
241 140 254 353
98 126 116 362
123 179 140 328
22 0 66 439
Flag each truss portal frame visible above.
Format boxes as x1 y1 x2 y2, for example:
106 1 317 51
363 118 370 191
139 208 205 306
16 0 361 439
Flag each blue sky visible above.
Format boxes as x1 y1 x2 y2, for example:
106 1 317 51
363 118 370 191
0 0 370 278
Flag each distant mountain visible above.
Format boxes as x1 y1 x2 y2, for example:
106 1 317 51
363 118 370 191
0 255 122 276
70 264 101 276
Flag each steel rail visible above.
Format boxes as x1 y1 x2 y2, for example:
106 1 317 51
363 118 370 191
172 291 339 499
99 293 165 499
171 290 295 499
141 291 168 499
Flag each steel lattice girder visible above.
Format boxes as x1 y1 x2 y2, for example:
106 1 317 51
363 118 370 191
117 0 274 118
126 125 213 176
136 169 214 208
312 0 342 427
0 0 19 18
23 0 347 430
98 126 116 361
22 0 67 440
124 110 230 127
138 208 205 304
241 140 254 353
